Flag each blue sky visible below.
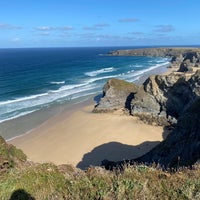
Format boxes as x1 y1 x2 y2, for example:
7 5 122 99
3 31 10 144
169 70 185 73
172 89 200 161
0 0 200 48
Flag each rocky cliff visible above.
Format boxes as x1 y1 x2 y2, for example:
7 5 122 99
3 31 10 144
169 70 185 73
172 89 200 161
98 48 200 169
99 71 200 168
93 78 138 112
109 47 200 72
109 48 200 61
102 98 200 169
131 71 200 125
94 70 200 126
135 98 200 168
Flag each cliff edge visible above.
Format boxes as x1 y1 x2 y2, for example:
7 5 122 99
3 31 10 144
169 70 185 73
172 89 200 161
99 48 200 169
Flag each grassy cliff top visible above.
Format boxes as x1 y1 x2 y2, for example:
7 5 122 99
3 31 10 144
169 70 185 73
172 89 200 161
103 78 138 92
0 135 200 199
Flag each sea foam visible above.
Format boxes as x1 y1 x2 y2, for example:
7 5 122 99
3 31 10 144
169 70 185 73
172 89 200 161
85 67 115 77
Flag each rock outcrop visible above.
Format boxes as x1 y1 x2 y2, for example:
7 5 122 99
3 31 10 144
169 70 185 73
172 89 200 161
97 48 200 169
102 98 200 169
109 48 200 61
131 71 200 125
93 78 138 112
135 98 200 168
109 48 200 71
95 70 200 126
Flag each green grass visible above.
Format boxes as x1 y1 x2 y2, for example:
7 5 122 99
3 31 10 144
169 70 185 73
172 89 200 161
104 78 138 92
1 163 200 200
0 163 67 200
0 136 200 199
0 136 26 170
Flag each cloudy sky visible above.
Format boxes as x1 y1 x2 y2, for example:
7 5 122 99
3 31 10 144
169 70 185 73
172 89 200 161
0 0 199 48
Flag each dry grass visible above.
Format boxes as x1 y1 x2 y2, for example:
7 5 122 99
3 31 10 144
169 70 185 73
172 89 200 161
1 135 200 199
0 163 200 200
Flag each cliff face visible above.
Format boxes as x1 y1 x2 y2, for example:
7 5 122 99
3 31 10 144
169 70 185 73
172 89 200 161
99 48 200 169
131 71 200 125
110 48 200 73
109 48 200 60
135 98 200 168
102 98 200 169
94 70 200 126
100 71 200 168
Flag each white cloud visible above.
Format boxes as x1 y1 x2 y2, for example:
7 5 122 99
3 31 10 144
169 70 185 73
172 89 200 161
154 25 175 32
38 32 50 36
130 32 144 35
94 23 110 28
0 23 22 29
35 26 55 31
11 37 20 42
59 26 74 30
83 23 110 30
118 18 139 23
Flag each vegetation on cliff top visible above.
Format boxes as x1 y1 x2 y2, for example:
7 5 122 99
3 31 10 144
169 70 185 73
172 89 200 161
103 78 137 92
1 48 200 199
0 135 200 199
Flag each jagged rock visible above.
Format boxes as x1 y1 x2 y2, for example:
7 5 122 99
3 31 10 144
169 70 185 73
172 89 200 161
171 54 184 64
131 71 200 125
93 78 138 112
178 62 193 72
109 48 200 59
95 71 200 125
102 98 200 170
183 52 199 63
100 48 200 170
135 98 200 168
109 48 200 69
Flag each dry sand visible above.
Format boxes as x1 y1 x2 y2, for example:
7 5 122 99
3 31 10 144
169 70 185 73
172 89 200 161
10 103 167 169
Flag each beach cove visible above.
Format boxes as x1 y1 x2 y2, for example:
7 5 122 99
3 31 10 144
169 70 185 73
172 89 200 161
5 47 200 169
9 101 166 169
4 47 175 169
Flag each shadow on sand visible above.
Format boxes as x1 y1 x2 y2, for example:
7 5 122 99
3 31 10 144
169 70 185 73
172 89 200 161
77 141 160 170
77 127 171 170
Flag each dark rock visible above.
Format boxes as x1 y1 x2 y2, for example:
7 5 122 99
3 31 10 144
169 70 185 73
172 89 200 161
183 52 199 63
102 98 200 170
108 48 200 60
96 70 200 126
131 72 192 125
100 48 200 170
135 98 200 168
178 62 189 72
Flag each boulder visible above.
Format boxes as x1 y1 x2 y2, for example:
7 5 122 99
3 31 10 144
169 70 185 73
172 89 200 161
93 78 138 112
178 62 192 72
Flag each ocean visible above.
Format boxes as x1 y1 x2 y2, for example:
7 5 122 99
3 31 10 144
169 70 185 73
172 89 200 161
0 47 170 139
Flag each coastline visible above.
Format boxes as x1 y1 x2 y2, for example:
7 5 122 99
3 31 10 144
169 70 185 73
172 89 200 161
9 104 166 169
2 61 170 141
7 62 172 169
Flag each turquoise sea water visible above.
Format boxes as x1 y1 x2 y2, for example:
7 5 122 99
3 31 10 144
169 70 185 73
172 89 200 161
0 47 170 124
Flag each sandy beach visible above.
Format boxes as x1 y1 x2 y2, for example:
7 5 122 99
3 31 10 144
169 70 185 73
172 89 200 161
9 101 167 169
8 64 174 170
